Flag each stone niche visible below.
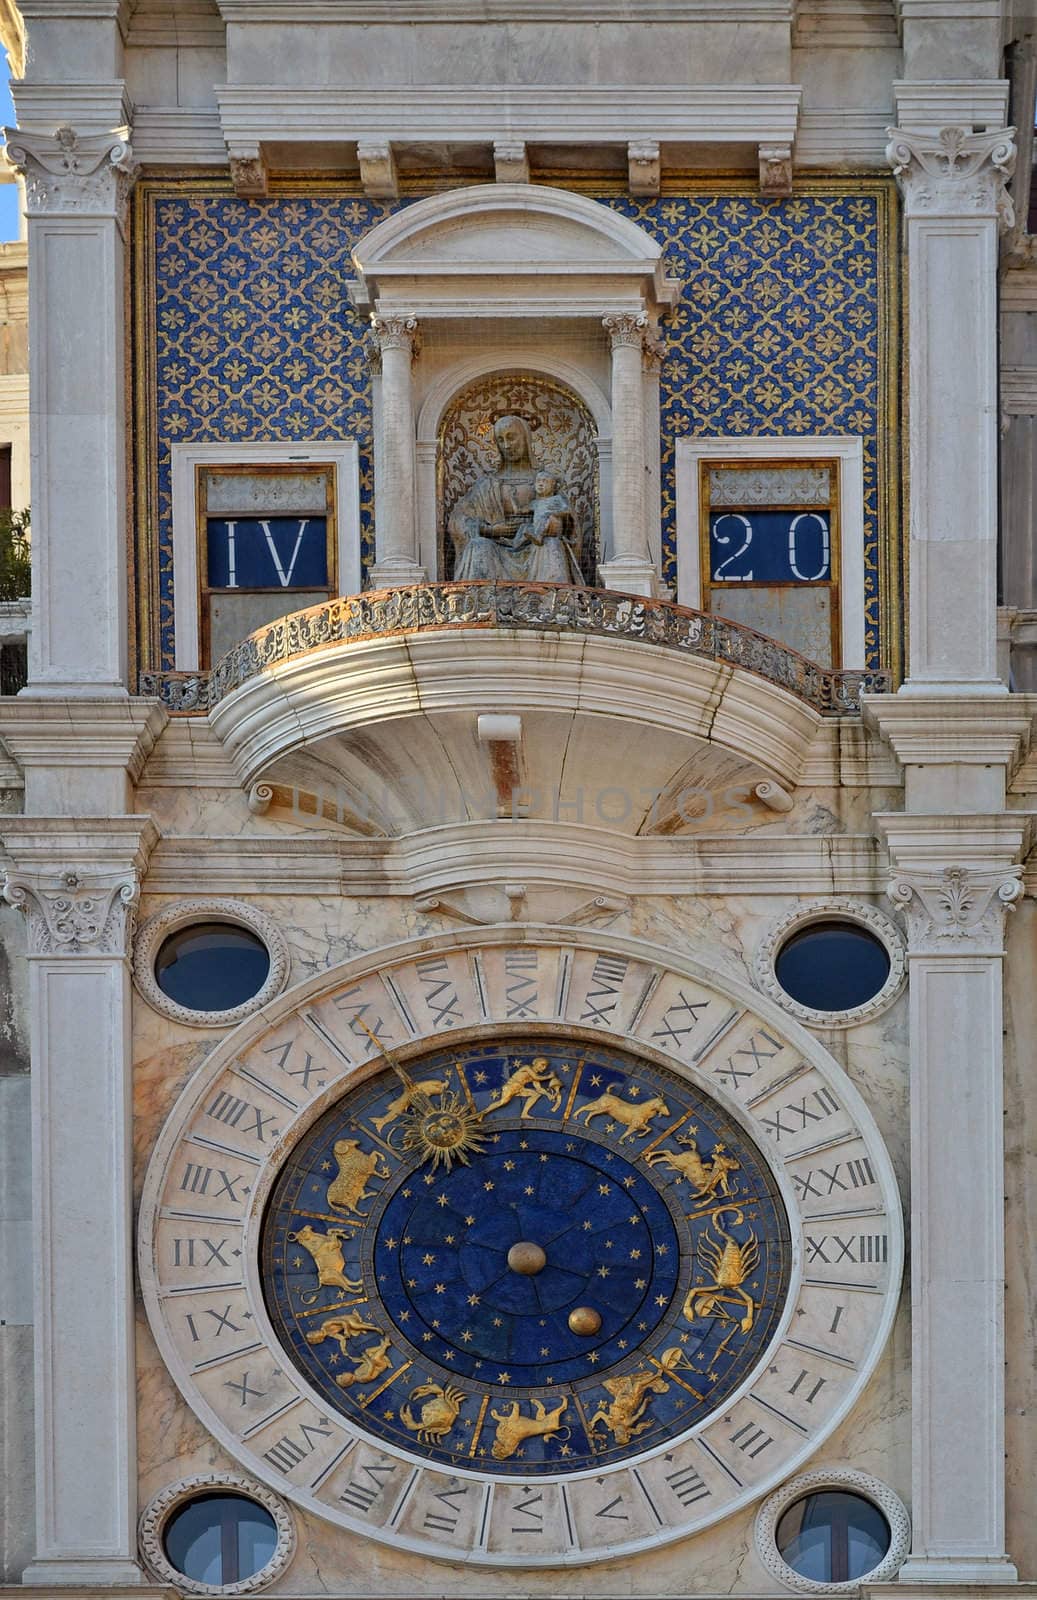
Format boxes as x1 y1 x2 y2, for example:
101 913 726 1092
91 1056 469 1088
349 183 680 596
437 370 601 584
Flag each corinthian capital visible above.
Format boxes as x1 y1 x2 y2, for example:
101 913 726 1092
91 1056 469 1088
888 864 1023 953
0 816 158 958
886 124 1016 228
371 313 419 357
4 124 137 222
603 311 649 350
4 867 140 957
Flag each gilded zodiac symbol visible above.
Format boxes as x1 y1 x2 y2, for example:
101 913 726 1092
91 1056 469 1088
370 1078 449 1135
683 1208 760 1333
400 1381 468 1445
305 1313 393 1388
286 1223 363 1304
485 1057 563 1118
643 1129 741 1200
587 1346 689 1446
336 1332 392 1388
326 1138 390 1218
574 1084 670 1142
489 1397 570 1460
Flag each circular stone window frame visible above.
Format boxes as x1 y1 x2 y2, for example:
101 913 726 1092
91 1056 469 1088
755 1467 910 1594
753 899 906 1029
138 1471 296 1596
132 898 291 1028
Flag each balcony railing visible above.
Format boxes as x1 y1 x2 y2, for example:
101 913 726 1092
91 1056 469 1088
140 582 891 717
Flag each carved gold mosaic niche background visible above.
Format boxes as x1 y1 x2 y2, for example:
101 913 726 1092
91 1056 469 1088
438 372 600 583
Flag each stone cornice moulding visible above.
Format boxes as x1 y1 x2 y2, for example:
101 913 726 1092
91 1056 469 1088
0 815 159 958
875 811 1029 865
893 78 1010 132
142 827 891 899
215 83 802 157
10 79 132 135
130 107 225 166
217 0 793 18
887 123 1016 226
862 692 1032 775
895 0 999 16
0 696 167 786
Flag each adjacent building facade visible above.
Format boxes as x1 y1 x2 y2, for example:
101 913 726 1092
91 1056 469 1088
0 2 1035 1597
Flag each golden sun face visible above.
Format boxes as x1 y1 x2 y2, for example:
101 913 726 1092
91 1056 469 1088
397 1089 489 1171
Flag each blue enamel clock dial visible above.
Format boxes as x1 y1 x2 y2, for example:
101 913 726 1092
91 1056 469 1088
262 1039 791 1475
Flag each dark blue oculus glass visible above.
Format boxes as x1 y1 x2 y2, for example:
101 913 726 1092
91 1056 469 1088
776 1490 891 1583
155 922 270 1012
261 1037 792 1476
163 1493 277 1586
775 920 890 1012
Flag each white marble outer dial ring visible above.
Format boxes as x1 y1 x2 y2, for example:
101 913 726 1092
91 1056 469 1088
139 925 903 1568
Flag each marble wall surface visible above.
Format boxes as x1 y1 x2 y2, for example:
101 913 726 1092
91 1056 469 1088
130 766 913 1593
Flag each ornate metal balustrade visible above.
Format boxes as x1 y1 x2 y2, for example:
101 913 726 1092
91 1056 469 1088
140 583 891 716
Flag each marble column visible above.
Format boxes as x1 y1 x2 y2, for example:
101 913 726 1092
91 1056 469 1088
599 311 660 597
886 126 1015 690
877 809 1024 1586
369 313 426 588
3 126 136 694
2 816 158 1587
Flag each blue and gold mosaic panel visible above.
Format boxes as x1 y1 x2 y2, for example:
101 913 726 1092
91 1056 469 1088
139 180 898 674
261 1037 791 1476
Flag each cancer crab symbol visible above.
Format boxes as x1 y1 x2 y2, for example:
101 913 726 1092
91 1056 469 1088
400 1381 468 1445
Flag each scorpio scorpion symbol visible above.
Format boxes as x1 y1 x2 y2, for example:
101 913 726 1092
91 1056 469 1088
683 1207 760 1334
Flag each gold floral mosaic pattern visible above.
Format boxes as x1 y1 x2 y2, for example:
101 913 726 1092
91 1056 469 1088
143 182 896 671
601 190 894 659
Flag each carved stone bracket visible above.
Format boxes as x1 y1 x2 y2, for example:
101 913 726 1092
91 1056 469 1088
229 152 269 198
371 312 419 359
886 124 1017 229
758 143 792 198
494 140 529 184
4 124 137 223
888 864 1024 952
628 140 660 197
358 139 399 200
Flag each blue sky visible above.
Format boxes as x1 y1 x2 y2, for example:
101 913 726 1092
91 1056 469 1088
0 58 21 241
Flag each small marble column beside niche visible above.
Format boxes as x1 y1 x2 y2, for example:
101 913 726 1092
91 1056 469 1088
369 314 427 588
599 311 662 597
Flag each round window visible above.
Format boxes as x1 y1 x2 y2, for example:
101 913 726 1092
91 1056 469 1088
162 1493 278 1588
775 1490 891 1585
774 920 890 1013
155 922 271 1013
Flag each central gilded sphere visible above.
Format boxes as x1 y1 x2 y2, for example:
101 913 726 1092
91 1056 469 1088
507 1240 547 1275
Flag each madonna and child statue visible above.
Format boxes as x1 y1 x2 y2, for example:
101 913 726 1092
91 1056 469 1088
447 414 586 585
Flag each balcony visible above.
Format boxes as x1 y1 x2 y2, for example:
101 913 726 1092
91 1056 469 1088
138 585 888 843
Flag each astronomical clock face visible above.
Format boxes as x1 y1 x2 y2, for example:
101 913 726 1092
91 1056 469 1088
261 1039 791 1475
140 933 902 1567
